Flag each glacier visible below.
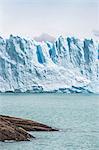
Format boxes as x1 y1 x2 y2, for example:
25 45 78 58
0 35 99 93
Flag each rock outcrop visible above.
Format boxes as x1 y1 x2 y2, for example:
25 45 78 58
0 115 58 142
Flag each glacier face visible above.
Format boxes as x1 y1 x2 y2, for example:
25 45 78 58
0 35 99 93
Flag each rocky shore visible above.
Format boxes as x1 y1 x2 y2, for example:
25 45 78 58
0 115 58 142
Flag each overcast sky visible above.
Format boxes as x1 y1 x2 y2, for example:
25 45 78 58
0 0 99 39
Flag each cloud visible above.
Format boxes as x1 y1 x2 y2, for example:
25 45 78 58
34 33 55 42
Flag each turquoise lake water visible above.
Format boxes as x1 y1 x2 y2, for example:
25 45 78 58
0 94 99 150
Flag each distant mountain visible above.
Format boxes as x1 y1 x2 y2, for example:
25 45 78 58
0 35 99 93
93 30 99 37
34 33 55 42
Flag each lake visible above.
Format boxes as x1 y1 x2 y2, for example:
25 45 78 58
0 94 99 150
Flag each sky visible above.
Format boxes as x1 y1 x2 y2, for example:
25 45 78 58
0 0 99 39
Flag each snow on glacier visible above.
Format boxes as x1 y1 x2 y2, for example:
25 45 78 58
0 35 99 93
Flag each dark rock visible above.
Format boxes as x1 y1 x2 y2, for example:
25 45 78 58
0 115 58 142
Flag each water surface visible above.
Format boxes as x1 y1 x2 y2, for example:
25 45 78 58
0 94 99 150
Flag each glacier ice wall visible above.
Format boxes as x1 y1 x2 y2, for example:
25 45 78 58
0 35 99 93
